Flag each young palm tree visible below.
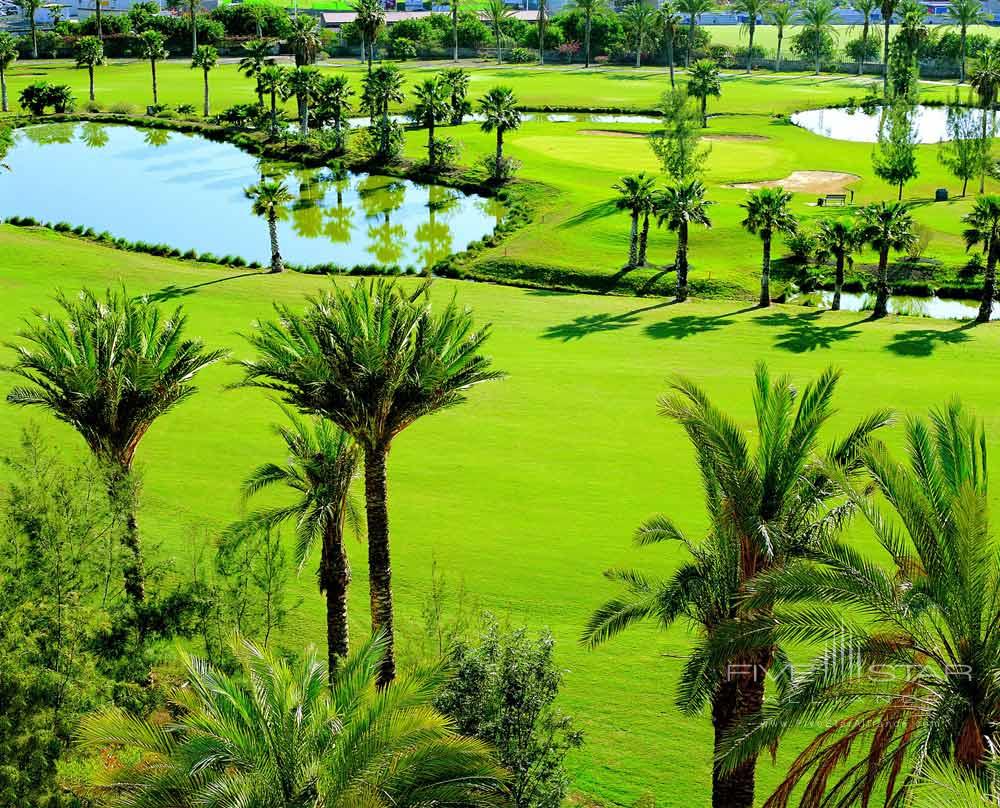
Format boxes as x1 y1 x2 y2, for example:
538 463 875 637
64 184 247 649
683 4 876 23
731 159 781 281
0 31 17 113
5 288 225 605
798 0 838 75
537 0 548 63
246 179 293 273
858 200 917 318
768 1 794 72
583 364 890 808
238 38 273 106
962 194 1000 323
733 0 769 73
657 2 682 87
135 29 168 106
259 63 287 137
314 73 355 150
78 636 507 806
948 0 986 82
852 0 877 75
654 179 713 301
718 401 1000 808
741 187 797 307
879 0 901 93
238 408 362 677
613 173 657 268
621 0 656 68
237 278 503 688
74 35 104 103
483 0 515 64
284 65 322 135
442 66 471 124
815 216 861 310
478 85 521 182
570 0 608 68
970 50 1000 192
18 0 41 59
190 44 217 117
678 0 713 67
352 0 386 72
688 58 721 126
361 62 406 158
288 12 322 66
412 75 452 169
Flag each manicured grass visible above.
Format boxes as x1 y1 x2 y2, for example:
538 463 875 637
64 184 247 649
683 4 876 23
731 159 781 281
4 225 1000 805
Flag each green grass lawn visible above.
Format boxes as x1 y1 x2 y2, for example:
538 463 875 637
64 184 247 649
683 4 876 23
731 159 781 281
4 225 1000 805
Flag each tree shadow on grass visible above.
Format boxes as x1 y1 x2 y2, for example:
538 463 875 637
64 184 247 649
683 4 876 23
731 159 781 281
643 305 757 340
557 199 619 230
145 272 262 303
542 301 672 341
753 310 865 353
885 324 972 357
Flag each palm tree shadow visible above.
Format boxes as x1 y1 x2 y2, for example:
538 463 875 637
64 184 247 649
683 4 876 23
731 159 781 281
886 323 972 357
542 301 671 341
643 305 756 340
558 199 619 229
144 271 263 303
753 310 866 353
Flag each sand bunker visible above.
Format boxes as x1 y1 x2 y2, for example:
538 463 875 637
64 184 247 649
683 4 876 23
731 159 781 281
727 170 860 194
704 134 768 142
579 129 646 138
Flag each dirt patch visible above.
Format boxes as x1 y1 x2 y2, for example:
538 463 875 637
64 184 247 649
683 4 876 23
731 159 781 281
727 170 860 194
704 133 768 142
578 128 647 138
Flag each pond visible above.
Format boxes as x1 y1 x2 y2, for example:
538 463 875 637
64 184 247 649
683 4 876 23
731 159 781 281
790 105 988 144
790 290 995 320
0 123 504 270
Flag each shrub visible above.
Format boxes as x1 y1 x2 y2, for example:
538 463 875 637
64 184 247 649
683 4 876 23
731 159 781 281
213 102 267 130
388 37 417 60
508 47 534 64
109 100 138 115
477 153 521 184
175 103 196 116
18 82 75 115
846 34 881 63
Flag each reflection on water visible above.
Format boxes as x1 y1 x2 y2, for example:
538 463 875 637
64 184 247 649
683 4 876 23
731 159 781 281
791 105 988 144
0 123 502 269
791 290 995 320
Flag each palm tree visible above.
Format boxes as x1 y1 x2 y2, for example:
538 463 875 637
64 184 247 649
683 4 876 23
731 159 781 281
352 0 386 72
879 0 901 93
74 35 104 103
584 364 890 808
190 44 217 117
970 49 1000 192
446 0 461 61
168 0 201 56
815 216 861 310
239 38 274 106
412 75 452 169
78 636 507 806
571 0 608 68
718 401 1000 808
858 200 917 318
246 179 293 273
135 29 168 106
0 31 17 113
768 1 794 72
478 85 522 182
621 0 656 68
5 288 225 605
741 188 797 307
657 2 682 87
537 0 548 63
733 0 769 73
654 179 713 301
948 0 986 82
238 409 362 677
237 279 502 688
798 0 838 75
361 63 406 158
483 0 515 64
442 66 471 124
852 0 877 75
288 12 322 67
259 63 287 137
17 0 41 59
613 173 657 268
284 65 322 135
962 195 1000 323
678 0 713 67
688 58 721 126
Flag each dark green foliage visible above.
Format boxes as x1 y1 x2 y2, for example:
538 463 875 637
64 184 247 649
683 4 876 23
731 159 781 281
18 81 74 114
790 28 835 64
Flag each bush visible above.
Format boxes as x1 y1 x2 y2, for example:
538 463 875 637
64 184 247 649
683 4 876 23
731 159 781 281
388 37 417 60
508 46 535 64
478 153 521 184
18 82 75 115
213 102 267 130
791 29 837 65
356 117 405 163
108 100 138 115
846 34 881 63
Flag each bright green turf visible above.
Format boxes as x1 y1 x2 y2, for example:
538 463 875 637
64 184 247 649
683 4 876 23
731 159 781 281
3 225 1000 805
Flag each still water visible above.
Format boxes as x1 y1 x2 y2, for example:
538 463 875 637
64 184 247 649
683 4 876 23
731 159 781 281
790 290 994 320
791 105 988 144
0 123 503 269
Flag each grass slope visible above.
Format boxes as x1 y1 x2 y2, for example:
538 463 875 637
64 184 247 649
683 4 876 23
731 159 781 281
3 225 1000 804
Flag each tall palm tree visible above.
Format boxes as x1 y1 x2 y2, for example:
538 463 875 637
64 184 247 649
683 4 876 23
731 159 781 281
654 179 713 301
678 0 713 67
483 0 515 64
537 0 548 64
733 0 770 73
657 2 682 87
442 66 471 124
948 0 986 82
17 0 41 59
174 0 200 56
190 44 217 117
239 38 274 106
74 35 104 103
584 364 890 808
741 187 797 307
613 173 657 268
78 636 507 806
5 288 225 605
352 0 386 72
259 63 287 137
135 29 168 106
447 0 461 61
288 12 322 67
621 0 656 67
238 409 362 677
852 0 877 75
962 194 1000 323
798 0 838 75
478 85 521 182
880 0 901 94
815 216 861 310
571 0 608 68
718 401 1000 808
246 179 293 273
858 200 917 318
237 278 503 688
688 58 721 126
0 31 17 113
768 1 794 72
970 49 1000 192
412 75 452 169
284 65 322 135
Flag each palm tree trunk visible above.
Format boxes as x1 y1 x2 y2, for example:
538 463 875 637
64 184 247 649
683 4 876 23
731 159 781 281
191 5 198 57
108 467 145 607
453 8 459 61
963 176 969 196
585 15 592 67
981 103 990 194
833 253 844 310
203 69 210 117
710 658 768 808
859 19 868 75
701 95 707 127
320 516 351 681
496 31 503 64
428 118 435 167
89 65 95 102
495 128 504 179
1 68 7 113
746 24 754 74
776 30 783 72
873 248 890 317
977 243 996 323
960 27 967 83
675 220 689 300
364 444 395 689
151 60 158 106
883 20 890 96
635 34 641 68
299 95 308 135
268 214 283 272
270 89 278 137
628 210 639 267
898 181 903 201
637 209 650 265
256 77 264 107
539 20 545 64
759 233 772 307
95 2 102 39
668 37 675 87
687 17 694 67
31 17 37 59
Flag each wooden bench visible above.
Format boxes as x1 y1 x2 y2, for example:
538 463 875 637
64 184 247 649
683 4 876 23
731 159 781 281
821 193 848 207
